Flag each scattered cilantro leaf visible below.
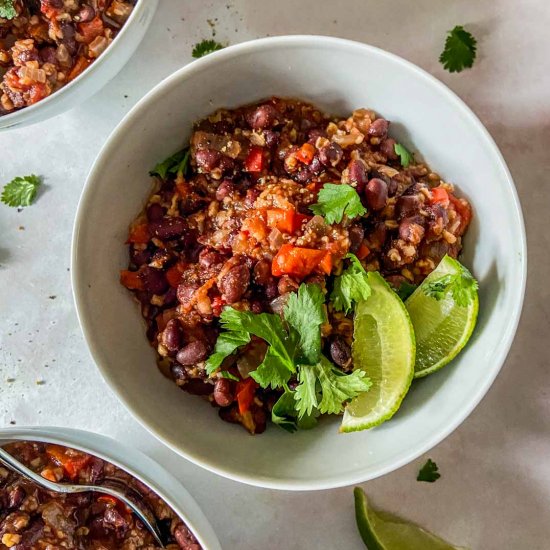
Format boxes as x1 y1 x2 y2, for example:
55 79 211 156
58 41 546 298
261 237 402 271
330 254 371 314
439 25 477 73
417 458 440 482
422 262 478 307
1 175 41 207
310 183 367 224
271 390 299 433
205 331 251 376
295 356 371 417
192 39 224 59
284 284 327 365
149 148 189 179
0 0 17 20
396 281 418 301
394 143 414 168
220 371 239 382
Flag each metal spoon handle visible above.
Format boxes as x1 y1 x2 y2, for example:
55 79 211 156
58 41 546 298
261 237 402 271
0 447 165 547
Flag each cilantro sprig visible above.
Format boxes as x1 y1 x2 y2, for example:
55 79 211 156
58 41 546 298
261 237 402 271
192 39 225 59
310 183 366 224
417 458 441 482
149 148 190 179
330 254 371 314
394 143 414 168
396 281 417 301
0 0 17 20
439 25 477 73
422 262 478 307
1 175 42 207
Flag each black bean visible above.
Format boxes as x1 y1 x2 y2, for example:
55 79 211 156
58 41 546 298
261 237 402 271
368 118 389 137
399 217 426 245
149 216 186 239
307 127 326 143
245 104 278 130
195 149 221 172
59 22 77 55
6 485 24 509
176 341 208 365
253 259 272 286
162 319 182 353
184 379 213 395
309 156 323 175
318 142 343 167
367 222 387 250
213 379 234 407
171 364 187 382
365 178 388 211
219 264 250 303
39 46 57 65
277 275 299 295
163 287 177 306
130 245 151 266
348 225 365 253
265 280 279 300
146 203 165 221
380 138 398 160
395 195 422 220
348 159 368 194
330 337 352 367
263 130 279 148
218 155 235 174
293 168 311 183
141 266 168 295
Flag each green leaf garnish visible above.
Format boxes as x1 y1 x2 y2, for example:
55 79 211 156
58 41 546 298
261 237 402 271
422 263 478 307
330 254 371 314
192 39 225 59
149 148 190 179
417 458 441 482
394 143 414 168
205 331 251 376
439 25 477 73
310 183 367 224
396 281 418 301
271 389 318 433
1 175 41 207
0 0 17 19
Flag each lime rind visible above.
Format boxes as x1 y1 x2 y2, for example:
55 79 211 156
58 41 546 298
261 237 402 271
341 272 415 432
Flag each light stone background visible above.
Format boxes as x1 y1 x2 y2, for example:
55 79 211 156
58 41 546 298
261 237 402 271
1 1 549 548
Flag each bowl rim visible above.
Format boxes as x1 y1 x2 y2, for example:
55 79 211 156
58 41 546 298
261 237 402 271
72 34 527 491
0 426 221 549
0 0 155 128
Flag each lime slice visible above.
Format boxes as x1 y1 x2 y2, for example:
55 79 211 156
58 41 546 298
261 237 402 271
406 255 478 379
354 487 468 550
341 272 415 432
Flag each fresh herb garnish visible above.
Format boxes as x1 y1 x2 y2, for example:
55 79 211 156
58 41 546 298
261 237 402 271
271 389 318 432
439 25 477 73
0 0 17 20
394 143 414 168
149 148 190 179
417 458 441 482
331 254 371 314
422 262 478 307
396 281 417 301
192 39 225 59
310 183 367 224
1 175 41 207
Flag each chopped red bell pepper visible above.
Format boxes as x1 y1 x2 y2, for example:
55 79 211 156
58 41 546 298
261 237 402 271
120 269 144 291
126 223 150 244
236 378 258 415
266 208 308 234
46 444 91 480
272 244 327 279
244 146 265 172
67 55 92 82
241 215 268 241
430 187 450 207
318 252 332 275
78 16 104 44
449 193 472 233
295 143 315 165
356 242 371 260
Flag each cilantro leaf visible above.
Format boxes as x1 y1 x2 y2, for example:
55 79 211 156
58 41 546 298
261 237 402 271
149 148 189 179
271 389 319 433
284 284 327 365
1 175 41 207
396 281 418 301
439 25 477 73
192 39 225 59
330 254 371 314
0 0 17 19
205 331 251 376
310 183 367 224
394 143 414 168
295 356 371 417
417 458 440 482
422 261 478 307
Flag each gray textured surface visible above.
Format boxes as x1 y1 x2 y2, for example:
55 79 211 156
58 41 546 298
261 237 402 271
1 1 549 548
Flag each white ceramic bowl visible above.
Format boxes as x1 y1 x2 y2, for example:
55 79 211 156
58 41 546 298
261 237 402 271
72 36 527 490
0 426 221 549
0 0 158 130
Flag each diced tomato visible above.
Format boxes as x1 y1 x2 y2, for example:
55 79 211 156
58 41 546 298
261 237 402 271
318 252 332 275
241 215 268 241
120 269 144 291
449 193 472 234
295 143 315 165
266 208 308 234
67 56 92 82
29 83 48 105
430 187 450 207
45 444 91 480
356 242 371 260
272 244 327 279
126 223 150 244
78 16 104 44
236 378 258 415
166 262 186 288
244 147 264 172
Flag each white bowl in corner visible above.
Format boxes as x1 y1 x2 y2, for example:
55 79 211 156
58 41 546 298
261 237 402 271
0 0 158 130
72 36 527 490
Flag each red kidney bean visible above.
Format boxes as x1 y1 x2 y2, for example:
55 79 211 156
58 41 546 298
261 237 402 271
219 264 250 303
177 281 199 306
309 156 323 175
141 266 168 295
365 178 388 211
399 216 426 245
39 46 57 64
387 178 398 196
395 195 422 220
250 300 263 313
277 275 299 295
130 245 151 266
215 179 235 200
146 202 165 221
348 159 368 194
253 259 272 285
307 127 326 143
149 216 186 239
318 142 343 167
161 319 182 353
330 337 352 368
74 4 95 22
213 378 234 407
380 138 398 160
265 280 279 300
218 155 235 174
199 248 225 269
348 224 365 253
245 104 278 130
368 118 389 137
163 286 177 306
253 408 267 434
195 149 221 172
176 341 208 365
263 130 279 148
293 168 311 183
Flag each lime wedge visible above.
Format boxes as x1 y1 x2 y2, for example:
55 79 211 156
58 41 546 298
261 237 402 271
341 272 415 432
405 255 478 378
354 487 468 550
